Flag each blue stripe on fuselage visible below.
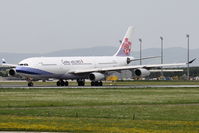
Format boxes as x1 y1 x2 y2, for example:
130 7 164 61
16 66 53 75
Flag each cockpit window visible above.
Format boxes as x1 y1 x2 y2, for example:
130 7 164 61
19 63 29 66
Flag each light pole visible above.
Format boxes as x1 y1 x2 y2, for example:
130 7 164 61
186 34 190 80
160 36 164 77
139 38 142 65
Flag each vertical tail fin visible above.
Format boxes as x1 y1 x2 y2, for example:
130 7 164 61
114 26 134 56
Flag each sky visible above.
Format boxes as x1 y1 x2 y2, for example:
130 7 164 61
0 0 198 53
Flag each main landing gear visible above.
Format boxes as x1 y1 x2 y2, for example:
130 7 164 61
77 79 85 86
91 81 103 86
56 79 68 86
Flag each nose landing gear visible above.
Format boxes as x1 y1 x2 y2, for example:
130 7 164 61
28 82 33 87
27 78 34 87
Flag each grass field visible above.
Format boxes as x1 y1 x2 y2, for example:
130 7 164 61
0 86 199 132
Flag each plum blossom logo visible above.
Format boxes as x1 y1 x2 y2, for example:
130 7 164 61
122 38 131 55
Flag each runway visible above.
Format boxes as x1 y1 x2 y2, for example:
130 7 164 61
1 84 199 89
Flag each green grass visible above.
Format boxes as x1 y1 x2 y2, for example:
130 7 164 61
0 87 199 132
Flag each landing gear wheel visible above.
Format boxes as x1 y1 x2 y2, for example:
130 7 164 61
94 81 99 86
99 81 103 86
65 81 69 86
78 81 85 86
60 80 65 86
91 81 95 86
57 81 61 86
57 80 69 86
77 79 85 86
28 82 33 87
91 81 103 86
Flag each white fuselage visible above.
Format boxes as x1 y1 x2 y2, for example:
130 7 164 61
16 56 130 80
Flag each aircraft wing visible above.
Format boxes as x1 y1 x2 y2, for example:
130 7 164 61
0 64 17 69
71 62 187 74
72 58 196 74
0 59 17 69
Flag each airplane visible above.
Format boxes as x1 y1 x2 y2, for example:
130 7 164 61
1 26 195 86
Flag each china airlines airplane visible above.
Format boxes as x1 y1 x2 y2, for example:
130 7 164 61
1 26 195 86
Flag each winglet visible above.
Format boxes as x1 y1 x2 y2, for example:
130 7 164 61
187 58 196 64
2 58 6 64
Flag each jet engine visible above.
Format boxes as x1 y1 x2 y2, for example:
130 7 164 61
9 69 16 76
89 72 105 81
134 68 150 77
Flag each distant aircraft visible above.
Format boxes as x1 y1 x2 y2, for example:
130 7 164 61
1 26 195 86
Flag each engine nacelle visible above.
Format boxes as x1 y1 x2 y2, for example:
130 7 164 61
134 68 150 77
9 69 16 76
89 72 105 81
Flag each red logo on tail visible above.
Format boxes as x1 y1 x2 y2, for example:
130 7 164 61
122 38 131 55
